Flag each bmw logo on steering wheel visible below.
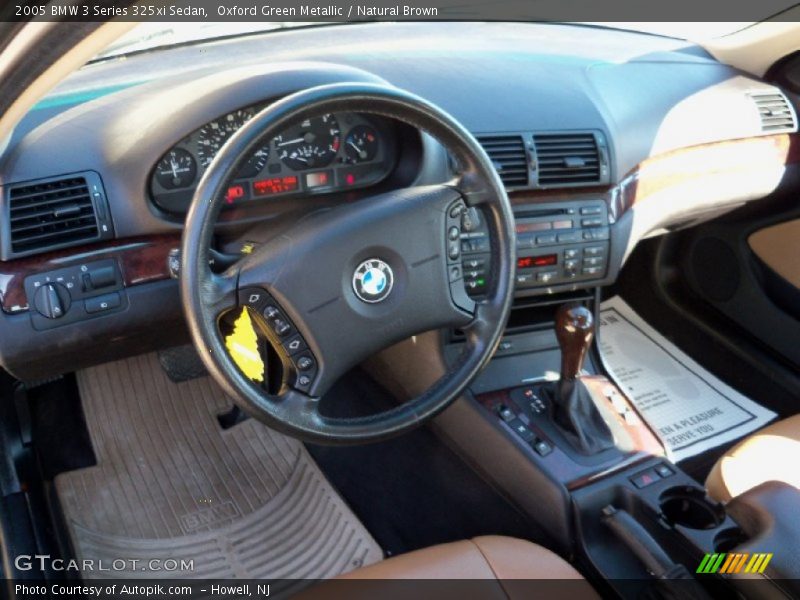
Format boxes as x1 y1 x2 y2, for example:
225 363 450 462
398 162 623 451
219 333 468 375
353 259 394 303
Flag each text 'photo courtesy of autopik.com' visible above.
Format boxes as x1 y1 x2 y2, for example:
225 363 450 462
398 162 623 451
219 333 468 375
2 0 800 599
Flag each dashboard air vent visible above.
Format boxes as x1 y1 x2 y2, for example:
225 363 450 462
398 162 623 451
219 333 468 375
8 175 100 254
476 135 529 187
533 132 602 186
749 91 797 133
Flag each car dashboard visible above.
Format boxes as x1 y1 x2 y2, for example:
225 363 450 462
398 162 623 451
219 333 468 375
0 21 797 381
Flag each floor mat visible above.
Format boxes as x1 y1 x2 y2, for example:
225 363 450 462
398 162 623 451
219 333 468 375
598 297 776 462
54 353 382 579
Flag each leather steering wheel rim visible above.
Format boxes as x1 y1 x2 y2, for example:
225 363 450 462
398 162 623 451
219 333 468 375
181 82 516 444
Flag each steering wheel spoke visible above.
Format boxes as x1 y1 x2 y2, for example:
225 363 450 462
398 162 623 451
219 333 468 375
206 269 240 317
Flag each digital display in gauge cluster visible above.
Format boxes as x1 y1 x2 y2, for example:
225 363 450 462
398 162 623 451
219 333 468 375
150 108 395 213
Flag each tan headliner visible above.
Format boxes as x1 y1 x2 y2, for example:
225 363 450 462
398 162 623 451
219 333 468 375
703 10 800 76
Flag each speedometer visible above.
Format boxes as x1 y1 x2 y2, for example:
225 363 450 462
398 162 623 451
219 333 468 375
274 114 340 171
197 108 269 177
197 110 247 167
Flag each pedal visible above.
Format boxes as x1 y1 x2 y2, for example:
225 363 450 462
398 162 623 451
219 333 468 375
157 345 207 383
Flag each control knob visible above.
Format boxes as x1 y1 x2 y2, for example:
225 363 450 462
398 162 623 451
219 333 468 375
33 282 71 319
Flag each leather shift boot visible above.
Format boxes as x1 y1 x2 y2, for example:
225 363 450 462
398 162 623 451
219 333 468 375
545 379 615 455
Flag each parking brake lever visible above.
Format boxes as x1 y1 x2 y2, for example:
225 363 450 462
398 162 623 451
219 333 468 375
602 505 674 578
602 506 712 599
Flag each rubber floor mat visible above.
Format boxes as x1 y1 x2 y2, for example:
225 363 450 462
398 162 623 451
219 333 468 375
55 353 382 580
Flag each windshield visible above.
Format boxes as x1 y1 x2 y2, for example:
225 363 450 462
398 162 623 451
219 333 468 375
96 22 319 59
97 21 756 60
585 22 755 39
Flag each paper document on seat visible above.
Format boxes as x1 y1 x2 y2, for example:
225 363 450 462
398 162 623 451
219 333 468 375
598 297 776 462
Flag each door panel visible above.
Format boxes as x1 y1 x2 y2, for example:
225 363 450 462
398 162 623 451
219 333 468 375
749 219 800 289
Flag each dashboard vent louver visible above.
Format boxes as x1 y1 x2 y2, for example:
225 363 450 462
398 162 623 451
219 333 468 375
533 132 602 186
8 176 99 254
476 135 529 187
750 91 797 133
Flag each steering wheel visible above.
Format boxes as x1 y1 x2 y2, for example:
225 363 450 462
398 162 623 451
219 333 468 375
181 82 516 444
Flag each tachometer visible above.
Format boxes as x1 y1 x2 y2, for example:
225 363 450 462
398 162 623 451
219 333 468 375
344 125 380 164
275 114 340 170
155 148 197 189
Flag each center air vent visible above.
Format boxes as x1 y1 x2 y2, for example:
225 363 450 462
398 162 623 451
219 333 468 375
749 91 797 133
476 135 530 188
4 172 113 258
533 132 605 187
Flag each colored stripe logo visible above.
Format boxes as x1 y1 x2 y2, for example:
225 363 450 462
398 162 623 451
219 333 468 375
697 552 773 574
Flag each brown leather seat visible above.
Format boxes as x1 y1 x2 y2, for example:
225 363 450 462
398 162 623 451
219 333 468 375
706 415 800 502
299 536 600 600
340 536 589 580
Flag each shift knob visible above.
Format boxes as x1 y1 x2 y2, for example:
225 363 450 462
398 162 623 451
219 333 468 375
555 303 594 381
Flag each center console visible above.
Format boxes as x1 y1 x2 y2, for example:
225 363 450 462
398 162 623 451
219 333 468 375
461 294 784 598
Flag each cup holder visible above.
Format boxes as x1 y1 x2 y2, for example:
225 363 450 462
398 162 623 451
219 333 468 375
659 485 725 530
714 527 748 553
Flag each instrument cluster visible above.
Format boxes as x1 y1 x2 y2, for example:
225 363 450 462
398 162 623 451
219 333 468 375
150 106 396 214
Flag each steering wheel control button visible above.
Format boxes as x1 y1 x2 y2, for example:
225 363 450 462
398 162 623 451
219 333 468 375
239 288 270 311
272 318 293 337
295 354 315 372
352 259 394 304
295 374 313 392
85 292 121 314
449 202 465 218
260 304 294 337
282 335 307 356
294 366 318 393
448 241 461 261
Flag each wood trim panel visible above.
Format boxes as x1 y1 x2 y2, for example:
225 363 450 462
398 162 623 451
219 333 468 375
0 234 180 313
613 132 800 217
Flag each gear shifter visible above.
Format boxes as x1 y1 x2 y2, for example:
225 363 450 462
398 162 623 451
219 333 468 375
556 303 594 399
546 303 615 454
